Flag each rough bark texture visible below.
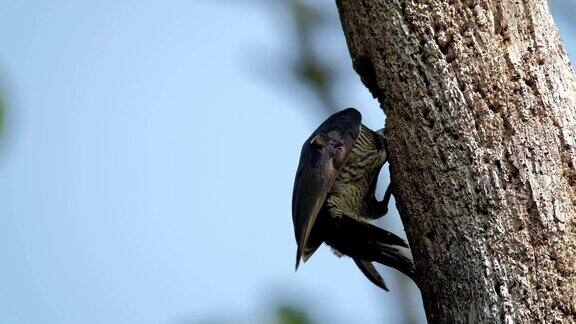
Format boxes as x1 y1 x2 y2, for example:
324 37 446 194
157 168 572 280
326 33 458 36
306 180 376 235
336 1 576 323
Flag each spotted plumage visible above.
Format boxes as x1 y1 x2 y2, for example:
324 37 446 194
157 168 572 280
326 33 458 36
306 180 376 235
292 108 414 291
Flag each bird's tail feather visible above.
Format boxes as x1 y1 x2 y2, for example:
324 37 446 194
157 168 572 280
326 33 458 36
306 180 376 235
325 216 415 280
354 259 389 291
371 241 415 279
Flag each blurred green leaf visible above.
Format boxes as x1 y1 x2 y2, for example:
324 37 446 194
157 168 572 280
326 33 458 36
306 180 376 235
276 304 312 324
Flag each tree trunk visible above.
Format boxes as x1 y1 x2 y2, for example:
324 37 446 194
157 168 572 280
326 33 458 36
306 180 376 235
335 1 576 322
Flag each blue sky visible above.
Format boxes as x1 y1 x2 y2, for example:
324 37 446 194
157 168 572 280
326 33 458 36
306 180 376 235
0 1 573 324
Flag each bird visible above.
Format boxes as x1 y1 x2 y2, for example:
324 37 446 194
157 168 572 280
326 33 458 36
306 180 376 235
291 107 415 291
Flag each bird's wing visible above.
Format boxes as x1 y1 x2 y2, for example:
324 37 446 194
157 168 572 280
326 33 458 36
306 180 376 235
292 108 361 270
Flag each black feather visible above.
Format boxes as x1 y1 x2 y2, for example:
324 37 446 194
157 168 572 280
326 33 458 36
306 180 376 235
324 215 415 279
292 108 361 269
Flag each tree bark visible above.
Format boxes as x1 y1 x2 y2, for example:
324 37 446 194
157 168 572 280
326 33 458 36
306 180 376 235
336 1 576 322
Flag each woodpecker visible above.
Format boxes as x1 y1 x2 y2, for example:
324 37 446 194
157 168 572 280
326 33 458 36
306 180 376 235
292 108 414 291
